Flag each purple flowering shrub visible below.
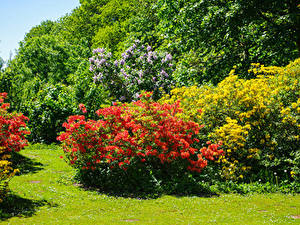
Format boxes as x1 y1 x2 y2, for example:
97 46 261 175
89 40 174 101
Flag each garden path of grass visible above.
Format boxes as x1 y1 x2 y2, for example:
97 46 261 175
1 144 299 224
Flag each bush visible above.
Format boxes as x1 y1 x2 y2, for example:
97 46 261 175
22 83 77 143
58 92 223 195
89 40 175 101
160 58 300 182
0 93 29 202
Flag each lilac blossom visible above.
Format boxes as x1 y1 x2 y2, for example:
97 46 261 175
165 53 172 61
89 57 95 63
161 70 169 78
93 48 105 54
98 58 106 65
138 70 143 78
114 60 118 66
93 75 98 82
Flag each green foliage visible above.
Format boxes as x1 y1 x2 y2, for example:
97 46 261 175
0 57 4 71
141 0 299 85
22 83 77 143
92 21 128 54
24 20 56 41
2 0 299 145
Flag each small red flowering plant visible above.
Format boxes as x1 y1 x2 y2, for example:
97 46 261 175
0 92 30 153
58 92 223 180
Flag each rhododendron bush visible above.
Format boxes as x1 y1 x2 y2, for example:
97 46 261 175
0 92 30 202
58 92 222 193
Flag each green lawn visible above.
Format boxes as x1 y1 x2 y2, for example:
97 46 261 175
1 144 299 224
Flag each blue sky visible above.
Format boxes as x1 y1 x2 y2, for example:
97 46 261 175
0 0 80 62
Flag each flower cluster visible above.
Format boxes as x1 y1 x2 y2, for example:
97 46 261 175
57 92 223 175
89 40 174 101
0 92 29 202
0 93 30 152
160 58 300 181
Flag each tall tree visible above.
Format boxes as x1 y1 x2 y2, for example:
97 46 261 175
153 0 299 83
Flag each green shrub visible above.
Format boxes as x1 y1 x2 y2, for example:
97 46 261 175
23 83 77 143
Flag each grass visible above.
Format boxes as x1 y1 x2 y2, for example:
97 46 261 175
0 144 299 224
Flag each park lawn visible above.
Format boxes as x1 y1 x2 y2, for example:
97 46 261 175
0 144 299 225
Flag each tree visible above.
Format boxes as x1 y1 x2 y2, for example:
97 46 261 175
152 0 299 84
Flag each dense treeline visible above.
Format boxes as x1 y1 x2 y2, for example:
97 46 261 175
0 0 299 143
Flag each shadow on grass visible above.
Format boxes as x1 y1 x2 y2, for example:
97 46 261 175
80 184 219 200
75 170 219 199
0 193 56 221
11 152 44 175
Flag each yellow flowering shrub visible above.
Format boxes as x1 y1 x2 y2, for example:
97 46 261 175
0 147 19 202
161 58 300 181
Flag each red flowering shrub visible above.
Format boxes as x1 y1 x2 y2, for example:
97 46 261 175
58 92 223 180
0 93 30 152
0 92 30 202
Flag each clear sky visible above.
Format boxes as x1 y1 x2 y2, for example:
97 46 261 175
0 0 80 62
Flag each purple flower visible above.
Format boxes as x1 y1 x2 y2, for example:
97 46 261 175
137 79 142 84
89 57 94 63
122 53 129 59
165 53 172 61
93 48 105 54
99 58 106 65
120 59 125 65
114 60 118 66
138 70 143 78
119 96 126 101
161 70 168 78
126 47 133 54
147 58 153 64
89 65 94 72
152 77 156 81
93 75 98 82
147 45 152 51
169 63 173 67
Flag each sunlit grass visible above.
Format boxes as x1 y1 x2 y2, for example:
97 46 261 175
0 144 299 224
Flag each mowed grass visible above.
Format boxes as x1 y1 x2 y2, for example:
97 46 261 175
0 144 299 225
